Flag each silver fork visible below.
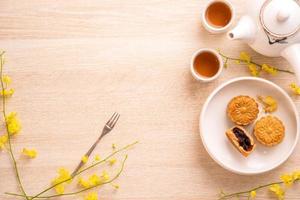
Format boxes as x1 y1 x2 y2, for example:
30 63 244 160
71 112 120 177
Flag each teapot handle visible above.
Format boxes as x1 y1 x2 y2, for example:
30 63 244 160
281 44 300 83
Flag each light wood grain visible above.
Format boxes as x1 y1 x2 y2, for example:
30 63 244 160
0 0 300 199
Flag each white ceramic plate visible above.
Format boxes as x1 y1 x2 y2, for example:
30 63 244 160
200 77 299 175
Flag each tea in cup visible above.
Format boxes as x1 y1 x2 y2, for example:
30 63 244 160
190 48 223 82
201 0 235 33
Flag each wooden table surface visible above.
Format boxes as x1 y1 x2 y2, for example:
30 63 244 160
0 0 299 199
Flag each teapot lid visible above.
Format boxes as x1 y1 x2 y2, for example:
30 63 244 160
260 0 300 38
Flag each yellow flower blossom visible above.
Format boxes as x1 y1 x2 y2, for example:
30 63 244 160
81 155 89 164
101 171 110 182
112 183 120 189
257 96 277 113
2 75 11 85
292 170 300 180
269 184 284 200
94 154 101 161
78 173 105 189
250 190 256 198
280 173 294 186
88 174 102 186
248 64 260 76
262 64 277 75
109 158 117 166
290 83 300 95
0 134 8 149
78 177 90 188
112 143 116 150
51 167 72 194
240 52 251 63
0 88 14 97
84 192 98 200
22 148 37 158
5 112 21 135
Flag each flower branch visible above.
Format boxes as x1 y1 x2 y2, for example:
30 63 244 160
218 50 300 95
0 51 30 200
219 172 300 199
6 154 129 199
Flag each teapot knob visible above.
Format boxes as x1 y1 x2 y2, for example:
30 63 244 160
277 10 290 22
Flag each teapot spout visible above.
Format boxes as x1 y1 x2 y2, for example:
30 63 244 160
281 44 300 82
227 16 256 42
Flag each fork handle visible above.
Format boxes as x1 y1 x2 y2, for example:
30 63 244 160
71 134 104 177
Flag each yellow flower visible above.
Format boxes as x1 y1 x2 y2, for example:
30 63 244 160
292 170 300 180
22 148 38 158
81 155 89 164
2 75 11 85
94 154 101 161
0 88 14 97
112 183 120 189
112 143 116 150
78 177 90 188
290 83 300 95
250 190 256 198
269 184 284 200
78 174 104 189
248 64 260 76
5 112 21 135
109 158 117 166
240 52 251 63
101 171 110 182
0 134 8 149
257 96 277 113
84 192 98 200
262 64 277 75
51 167 72 194
280 173 294 186
88 174 101 186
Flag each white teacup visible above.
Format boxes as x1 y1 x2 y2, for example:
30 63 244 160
201 0 235 34
190 48 223 82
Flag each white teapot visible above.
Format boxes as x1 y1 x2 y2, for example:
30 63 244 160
227 0 300 80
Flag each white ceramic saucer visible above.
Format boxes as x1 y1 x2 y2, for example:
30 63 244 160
200 77 299 175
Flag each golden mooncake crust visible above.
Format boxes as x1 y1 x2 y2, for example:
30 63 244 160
253 115 285 146
227 95 259 126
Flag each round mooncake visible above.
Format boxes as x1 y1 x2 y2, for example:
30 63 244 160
227 95 259 126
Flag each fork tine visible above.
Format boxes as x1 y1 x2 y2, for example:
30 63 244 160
109 113 120 128
106 112 118 126
112 114 121 127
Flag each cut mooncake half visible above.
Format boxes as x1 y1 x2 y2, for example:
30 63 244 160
226 126 256 157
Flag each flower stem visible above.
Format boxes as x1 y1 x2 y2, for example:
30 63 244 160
0 52 30 200
6 155 128 199
219 181 283 199
218 51 295 75
220 178 300 200
6 141 138 199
